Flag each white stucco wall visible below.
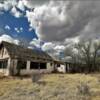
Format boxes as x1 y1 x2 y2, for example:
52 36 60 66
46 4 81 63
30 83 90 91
0 69 9 75
56 64 66 73
47 62 54 72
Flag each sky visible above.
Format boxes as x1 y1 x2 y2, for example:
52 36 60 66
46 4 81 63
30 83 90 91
0 0 100 59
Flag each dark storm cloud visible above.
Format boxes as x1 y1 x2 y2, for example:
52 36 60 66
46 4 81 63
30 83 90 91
26 0 100 42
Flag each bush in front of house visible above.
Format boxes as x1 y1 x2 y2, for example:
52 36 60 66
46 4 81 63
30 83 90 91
31 72 42 83
77 82 91 96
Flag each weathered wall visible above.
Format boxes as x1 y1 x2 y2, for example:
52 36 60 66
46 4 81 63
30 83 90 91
0 47 9 59
9 59 18 75
0 69 9 75
0 47 10 75
47 62 54 72
0 59 11 76
0 46 54 76
20 61 54 75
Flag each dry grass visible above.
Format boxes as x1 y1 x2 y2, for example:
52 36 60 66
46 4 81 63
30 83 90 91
0 73 100 100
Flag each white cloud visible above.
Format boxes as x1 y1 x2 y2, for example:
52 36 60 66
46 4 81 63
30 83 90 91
20 27 23 32
5 25 10 30
17 0 25 11
15 27 20 33
41 42 66 59
0 34 19 45
54 45 65 51
29 38 41 48
0 3 4 11
14 27 23 33
64 36 80 46
29 27 33 32
11 6 23 18
42 42 55 51
0 0 17 11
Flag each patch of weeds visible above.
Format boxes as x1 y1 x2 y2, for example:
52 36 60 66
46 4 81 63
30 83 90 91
77 82 91 96
31 73 42 83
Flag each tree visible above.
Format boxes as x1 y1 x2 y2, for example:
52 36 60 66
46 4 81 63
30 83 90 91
92 40 100 71
64 46 79 72
75 39 100 73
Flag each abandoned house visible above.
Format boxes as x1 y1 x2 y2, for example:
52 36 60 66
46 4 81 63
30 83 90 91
0 41 54 76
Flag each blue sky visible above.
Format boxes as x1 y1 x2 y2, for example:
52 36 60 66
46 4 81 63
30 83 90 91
0 7 37 42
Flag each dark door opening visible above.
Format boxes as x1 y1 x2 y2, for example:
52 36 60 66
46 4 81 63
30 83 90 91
17 60 27 69
0 60 8 69
30 62 39 69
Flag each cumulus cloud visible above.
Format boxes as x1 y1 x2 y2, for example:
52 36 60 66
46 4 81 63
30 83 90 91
0 34 19 45
42 42 55 51
11 6 23 18
5 25 10 30
29 38 41 48
25 0 100 59
14 27 23 33
0 0 17 11
0 0 26 17
41 42 66 59
17 0 25 11
26 0 100 42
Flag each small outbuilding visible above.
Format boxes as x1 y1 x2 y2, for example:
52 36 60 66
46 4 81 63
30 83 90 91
0 41 54 76
54 60 66 73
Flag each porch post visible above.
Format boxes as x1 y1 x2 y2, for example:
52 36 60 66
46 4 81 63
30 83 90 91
27 61 30 70
7 58 11 75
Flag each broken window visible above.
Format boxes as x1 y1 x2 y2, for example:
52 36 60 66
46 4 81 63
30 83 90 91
30 62 47 69
40 63 47 69
17 60 27 69
57 64 60 67
50 63 53 66
0 62 2 69
0 60 8 69
30 62 39 69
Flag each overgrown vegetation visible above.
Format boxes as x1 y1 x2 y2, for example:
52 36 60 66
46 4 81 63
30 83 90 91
31 73 42 83
0 74 100 100
77 82 90 96
65 39 100 73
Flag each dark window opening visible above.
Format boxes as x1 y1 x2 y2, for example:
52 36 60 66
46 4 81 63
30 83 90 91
40 63 46 69
30 62 47 69
57 64 60 67
0 60 8 69
30 62 39 69
50 63 53 66
0 62 2 69
17 60 27 69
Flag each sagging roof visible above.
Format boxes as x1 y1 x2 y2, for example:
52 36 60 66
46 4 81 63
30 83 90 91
0 41 53 62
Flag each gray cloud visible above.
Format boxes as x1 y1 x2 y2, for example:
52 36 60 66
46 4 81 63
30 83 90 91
26 0 100 43
26 0 100 59
26 0 49 6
